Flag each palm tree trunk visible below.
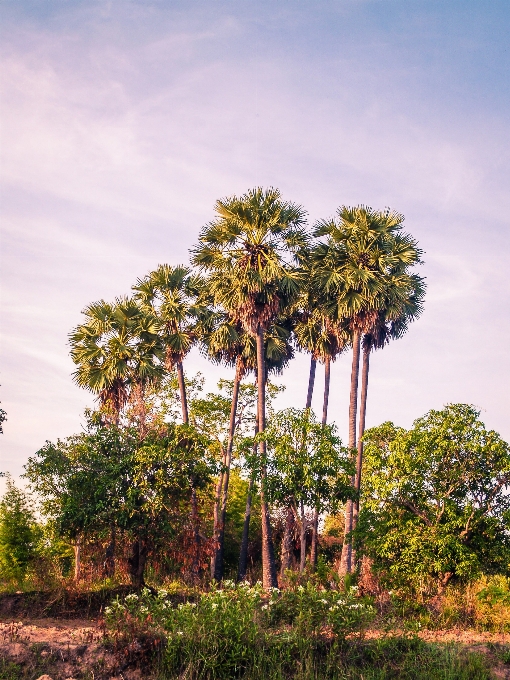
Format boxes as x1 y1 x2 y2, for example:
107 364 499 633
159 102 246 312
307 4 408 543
237 469 254 582
213 357 244 581
351 344 370 570
176 359 200 578
305 356 317 409
238 414 259 582
299 501 307 573
353 345 370 530
322 355 331 427
339 329 361 576
176 360 189 424
190 486 201 584
310 355 332 570
281 355 318 576
256 325 278 589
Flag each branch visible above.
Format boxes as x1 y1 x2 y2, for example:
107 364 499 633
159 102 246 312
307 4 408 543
400 500 433 527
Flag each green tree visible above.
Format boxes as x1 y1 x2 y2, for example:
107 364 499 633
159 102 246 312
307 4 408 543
264 408 353 574
352 264 426 542
203 311 294 581
69 297 163 428
355 404 510 595
294 287 349 567
133 264 208 424
25 418 215 587
0 477 41 585
192 187 308 588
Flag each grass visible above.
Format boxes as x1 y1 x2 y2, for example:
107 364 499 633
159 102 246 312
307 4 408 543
0 637 494 680
152 637 493 679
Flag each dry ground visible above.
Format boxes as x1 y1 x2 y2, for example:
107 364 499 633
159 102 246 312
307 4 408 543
0 617 147 679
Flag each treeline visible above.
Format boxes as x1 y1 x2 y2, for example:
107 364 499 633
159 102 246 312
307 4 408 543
2 187 510 596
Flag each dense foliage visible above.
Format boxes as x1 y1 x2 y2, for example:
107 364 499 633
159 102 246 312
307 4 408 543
355 404 510 594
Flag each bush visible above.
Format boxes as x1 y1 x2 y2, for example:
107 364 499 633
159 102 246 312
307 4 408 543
105 580 375 677
356 406 510 596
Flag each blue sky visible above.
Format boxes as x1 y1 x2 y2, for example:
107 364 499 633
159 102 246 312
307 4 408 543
1 0 509 481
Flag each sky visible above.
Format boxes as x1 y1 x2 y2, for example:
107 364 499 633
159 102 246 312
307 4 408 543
1 0 509 484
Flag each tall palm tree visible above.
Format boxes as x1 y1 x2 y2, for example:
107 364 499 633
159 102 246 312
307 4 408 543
203 311 295 581
237 330 294 583
313 206 419 575
290 308 349 571
69 297 163 427
192 187 308 588
133 265 208 425
351 268 425 536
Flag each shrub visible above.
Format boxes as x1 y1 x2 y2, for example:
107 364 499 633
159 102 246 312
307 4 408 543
105 581 375 677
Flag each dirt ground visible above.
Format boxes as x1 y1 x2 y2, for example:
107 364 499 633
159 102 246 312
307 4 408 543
2 610 510 679
0 618 147 680
2 618 510 679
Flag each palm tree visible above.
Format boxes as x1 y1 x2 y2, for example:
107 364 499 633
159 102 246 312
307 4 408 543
133 264 208 425
351 268 425 536
237 330 294 583
313 206 420 575
69 297 163 427
202 310 295 581
192 187 308 588
290 307 349 571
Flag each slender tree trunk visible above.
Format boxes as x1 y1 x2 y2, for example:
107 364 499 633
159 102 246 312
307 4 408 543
103 525 116 578
190 486 201 583
237 470 254 582
310 509 319 568
176 359 201 579
280 504 295 581
213 357 244 581
299 501 307 573
74 535 81 582
210 454 226 579
352 345 370 532
322 356 331 426
281 355 318 576
310 356 332 570
339 329 361 576
256 325 278 589
305 356 317 409
128 535 149 589
176 360 189 424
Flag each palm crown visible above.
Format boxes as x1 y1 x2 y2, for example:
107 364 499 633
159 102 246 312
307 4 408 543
69 297 163 420
313 206 422 332
191 187 308 333
133 264 208 369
